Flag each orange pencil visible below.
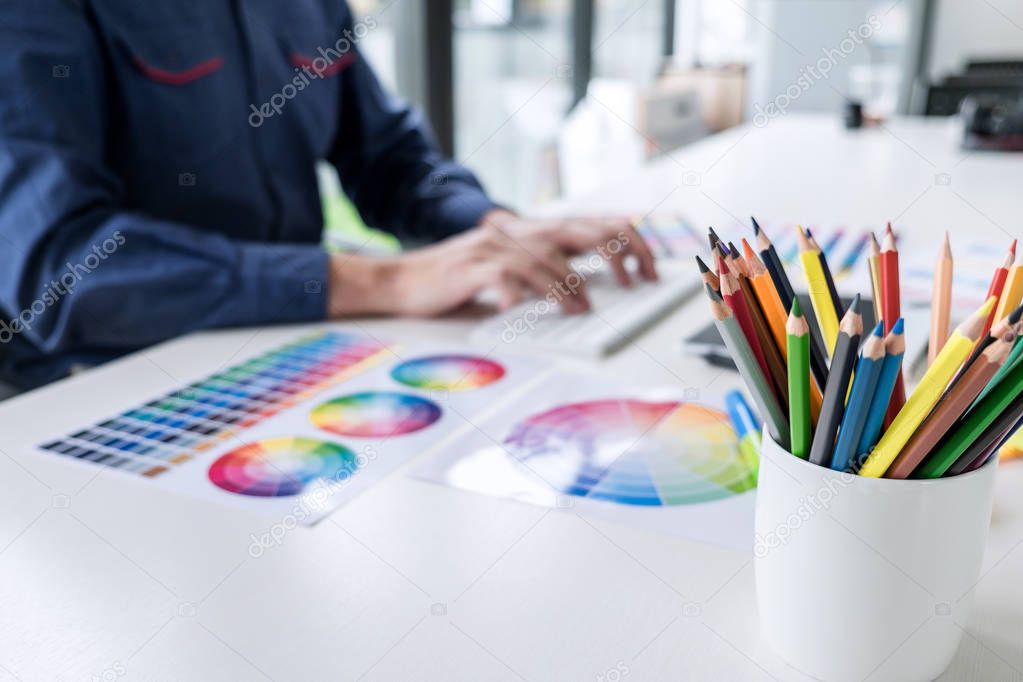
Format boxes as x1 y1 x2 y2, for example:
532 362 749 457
744 240 822 421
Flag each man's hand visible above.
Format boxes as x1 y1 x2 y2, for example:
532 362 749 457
327 214 657 319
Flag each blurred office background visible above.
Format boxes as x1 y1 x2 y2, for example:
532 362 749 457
324 0 1023 245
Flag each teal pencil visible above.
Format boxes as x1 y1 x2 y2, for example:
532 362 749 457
855 318 905 464
831 323 885 471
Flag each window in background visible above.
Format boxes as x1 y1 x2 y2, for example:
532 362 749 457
452 0 574 210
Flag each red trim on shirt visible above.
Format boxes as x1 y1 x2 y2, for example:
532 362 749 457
289 52 356 77
132 55 225 85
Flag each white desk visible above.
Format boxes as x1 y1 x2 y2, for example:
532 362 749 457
2 115 1022 681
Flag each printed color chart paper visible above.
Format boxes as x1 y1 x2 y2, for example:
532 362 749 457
414 373 758 549
38 331 543 524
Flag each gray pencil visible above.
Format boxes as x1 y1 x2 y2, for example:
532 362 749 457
705 284 790 448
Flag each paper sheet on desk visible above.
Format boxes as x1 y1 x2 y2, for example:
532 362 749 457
35 332 548 525
413 372 757 550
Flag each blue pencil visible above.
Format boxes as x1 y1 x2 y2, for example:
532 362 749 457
831 323 885 471
726 390 762 479
855 318 906 464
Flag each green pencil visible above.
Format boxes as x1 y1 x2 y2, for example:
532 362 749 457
971 333 1023 407
915 351 1023 478
787 298 811 458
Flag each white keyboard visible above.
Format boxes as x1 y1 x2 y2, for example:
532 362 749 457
469 260 700 357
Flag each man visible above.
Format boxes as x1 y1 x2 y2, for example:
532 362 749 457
0 1 655 390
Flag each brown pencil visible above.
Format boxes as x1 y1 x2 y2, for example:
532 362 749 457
885 334 1015 478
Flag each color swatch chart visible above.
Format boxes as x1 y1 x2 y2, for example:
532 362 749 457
504 399 755 506
39 332 391 479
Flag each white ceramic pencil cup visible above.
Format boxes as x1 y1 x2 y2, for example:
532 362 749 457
754 431 997 682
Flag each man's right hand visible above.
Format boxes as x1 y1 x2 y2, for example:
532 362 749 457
327 217 655 319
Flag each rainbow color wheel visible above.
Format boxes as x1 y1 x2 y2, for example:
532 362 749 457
310 391 441 437
391 355 505 392
208 437 357 497
504 399 754 506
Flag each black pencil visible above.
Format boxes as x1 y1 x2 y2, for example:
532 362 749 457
708 227 722 252
944 388 1023 476
808 295 863 467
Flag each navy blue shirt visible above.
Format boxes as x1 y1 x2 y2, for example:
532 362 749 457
0 1 497 389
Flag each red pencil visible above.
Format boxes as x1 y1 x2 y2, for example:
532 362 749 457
719 257 774 394
979 240 1016 343
880 224 905 426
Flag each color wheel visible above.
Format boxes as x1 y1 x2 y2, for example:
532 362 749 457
208 437 357 497
391 355 505 391
503 399 754 506
310 391 442 437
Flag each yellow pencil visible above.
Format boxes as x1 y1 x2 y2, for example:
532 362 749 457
994 254 1023 323
797 226 840 356
860 297 995 477
868 233 883 323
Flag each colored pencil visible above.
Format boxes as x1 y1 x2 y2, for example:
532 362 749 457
981 240 1015 332
719 257 774 391
831 322 885 472
695 255 720 292
867 232 883 323
880 225 906 427
787 298 812 459
860 297 993 477
928 231 953 367
885 335 1014 479
993 252 1023 323
855 319 906 463
708 227 723 252
726 389 762 481
952 413 1023 475
706 285 790 447
950 303 1022 393
739 268 789 405
807 228 844 320
974 332 1023 407
808 296 862 468
754 219 828 402
914 353 1023 478
798 226 841 356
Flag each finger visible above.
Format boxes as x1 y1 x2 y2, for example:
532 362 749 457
617 220 658 282
499 255 589 314
492 231 591 312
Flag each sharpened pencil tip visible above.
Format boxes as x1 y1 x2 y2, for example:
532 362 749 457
695 255 709 273
885 222 894 235
790 296 802 316
1012 239 1018 255
850 293 861 312
892 318 904 334
751 216 761 235
741 238 756 260
1009 303 1023 324
728 242 740 259
871 321 884 336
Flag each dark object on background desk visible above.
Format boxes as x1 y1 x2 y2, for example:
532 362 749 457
844 100 863 129
922 77 1023 117
961 94 1023 151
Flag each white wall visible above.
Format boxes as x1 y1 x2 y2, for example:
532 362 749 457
928 0 1023 79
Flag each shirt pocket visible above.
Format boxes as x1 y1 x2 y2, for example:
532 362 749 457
109 26 241 165
273 29 350 154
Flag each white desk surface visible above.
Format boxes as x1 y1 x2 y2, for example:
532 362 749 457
2 115 1022 681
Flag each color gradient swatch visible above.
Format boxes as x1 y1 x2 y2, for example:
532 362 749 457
39 332 390 479
310 391 442 437
209 437 357 497
503 399 754 506
391 355 506 392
